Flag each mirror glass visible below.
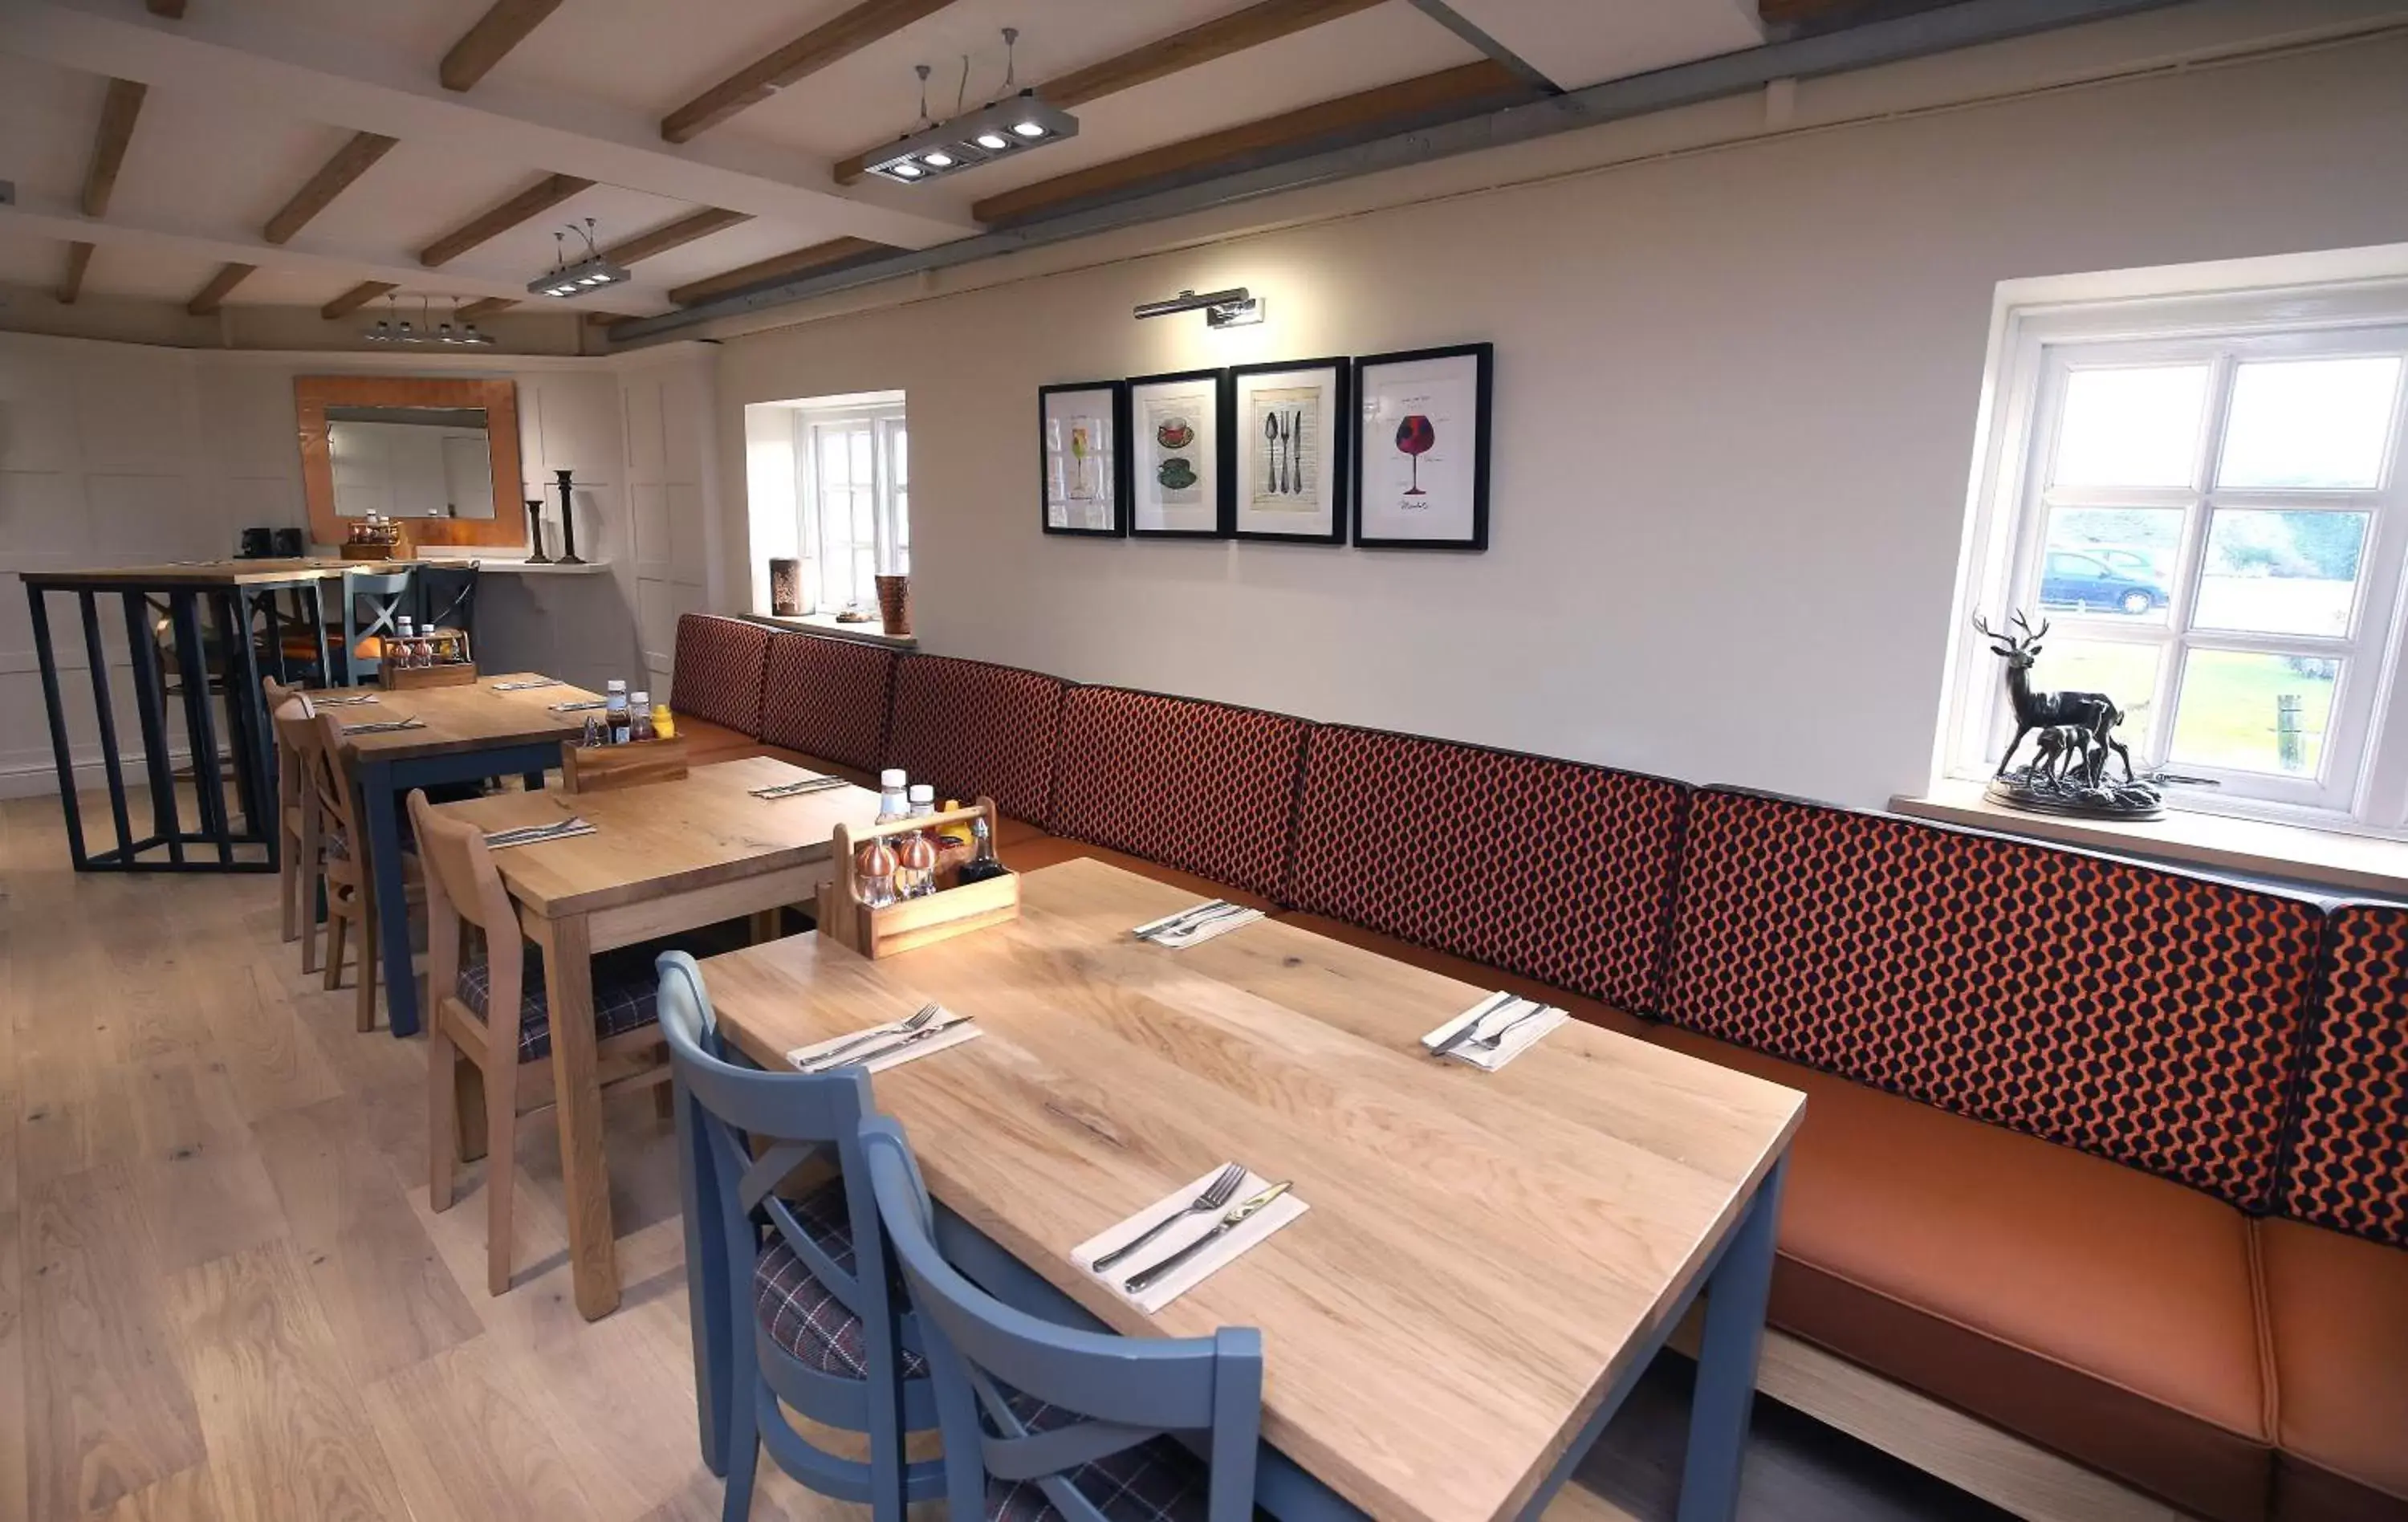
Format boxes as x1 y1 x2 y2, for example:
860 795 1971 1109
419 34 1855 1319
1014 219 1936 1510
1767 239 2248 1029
326 405 498 519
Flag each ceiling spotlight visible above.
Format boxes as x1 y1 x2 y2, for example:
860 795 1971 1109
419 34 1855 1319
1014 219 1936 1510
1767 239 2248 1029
1012 120 1047 138
974 132 1009 149
1132 287 1264 328
529 218 630 299
921 150 954 168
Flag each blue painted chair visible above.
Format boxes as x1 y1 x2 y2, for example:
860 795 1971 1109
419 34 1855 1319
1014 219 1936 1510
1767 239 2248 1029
340 567 414 686
860 1113 1266 1521
653 952 944 1522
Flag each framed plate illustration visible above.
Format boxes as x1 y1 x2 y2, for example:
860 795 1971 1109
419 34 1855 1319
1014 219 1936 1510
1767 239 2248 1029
1230 356 1351 544
1128 368 1230 539
1351 343 1492 551
1038 380 1128 536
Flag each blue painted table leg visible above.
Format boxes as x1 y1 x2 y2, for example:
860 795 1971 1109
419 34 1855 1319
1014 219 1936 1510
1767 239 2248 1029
1677 1154 1787 1522
358 759 421 1037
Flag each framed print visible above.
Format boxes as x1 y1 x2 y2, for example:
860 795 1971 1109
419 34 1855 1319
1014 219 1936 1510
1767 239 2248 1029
1039 380 1127 536
1230 356 1351 544
1351 343 1493 550
1128 368 1230 538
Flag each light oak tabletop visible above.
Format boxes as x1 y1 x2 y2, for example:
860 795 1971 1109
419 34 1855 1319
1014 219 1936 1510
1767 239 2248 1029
699 856 1807 1522
429 755 882 917
21 558 360 588
327 672 603 763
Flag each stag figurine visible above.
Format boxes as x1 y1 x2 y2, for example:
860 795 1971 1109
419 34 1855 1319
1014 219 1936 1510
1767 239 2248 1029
1975 611 2135 787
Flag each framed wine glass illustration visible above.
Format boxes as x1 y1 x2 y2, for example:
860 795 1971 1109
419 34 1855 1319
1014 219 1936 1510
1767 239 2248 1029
1351 343 1493 550
1038 380 1129 537
1128 368 1231 539
1230 356 1351 544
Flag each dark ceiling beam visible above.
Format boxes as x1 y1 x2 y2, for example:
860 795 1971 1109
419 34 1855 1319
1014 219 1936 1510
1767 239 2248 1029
263 130 399 244
59 243 94 304
973 60 1530 226
82 78 147 218
321 280 398 320
832 0 1387 183
661 0 959 144
603 207 755 265
417 172 593 267
185 262 254 315
440 0 565 92
667 237 891 307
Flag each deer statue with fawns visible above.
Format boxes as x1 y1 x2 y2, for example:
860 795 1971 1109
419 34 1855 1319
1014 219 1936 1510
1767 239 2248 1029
1975 610 2136 788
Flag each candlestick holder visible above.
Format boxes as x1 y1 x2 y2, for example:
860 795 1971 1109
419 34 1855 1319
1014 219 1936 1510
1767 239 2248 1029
554 468 585 565
524 499 551 564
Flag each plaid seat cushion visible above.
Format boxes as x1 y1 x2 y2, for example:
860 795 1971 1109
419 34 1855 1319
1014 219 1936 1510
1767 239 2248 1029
885 656 1066 824
751 1182 928 1381
671 614 773 738
1283 726 1689 1011
760 632 897 775
2282 904 2408 1247
1046 687 1307 901
986 1390 1210 1522
456 948 662 1060
1662 788 2324 1211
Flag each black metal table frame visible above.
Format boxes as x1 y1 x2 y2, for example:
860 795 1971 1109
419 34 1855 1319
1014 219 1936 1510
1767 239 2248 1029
22 576 333 873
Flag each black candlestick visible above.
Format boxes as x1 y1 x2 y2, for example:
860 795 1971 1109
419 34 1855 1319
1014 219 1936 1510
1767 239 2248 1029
554 468 584 565
524 499 551 564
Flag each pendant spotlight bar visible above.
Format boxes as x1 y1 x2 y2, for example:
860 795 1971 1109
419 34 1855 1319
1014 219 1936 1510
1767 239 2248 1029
865 90 1078 185
530 218 630 299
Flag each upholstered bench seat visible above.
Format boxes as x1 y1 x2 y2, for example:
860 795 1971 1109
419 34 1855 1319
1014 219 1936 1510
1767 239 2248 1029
2260 1221 2408 1519
752 1182 928 1381
1647 1023 2273 1521
457 948 664 1060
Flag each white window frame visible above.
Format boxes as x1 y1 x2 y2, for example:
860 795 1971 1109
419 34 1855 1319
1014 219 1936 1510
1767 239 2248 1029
793 400 909 617
1944 279 2408 832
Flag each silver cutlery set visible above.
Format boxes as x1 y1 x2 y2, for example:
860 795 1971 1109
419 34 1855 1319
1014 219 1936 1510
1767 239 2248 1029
1430 991 1553 1060
482 816 592 848
1263 408 1309 497
795 1003 970 1072
1133 899 1252 942
311 694 380 707
1092 1162 1296 1295
490 678 562 692
551 698 610 712
750 775 851 800
341 716 425 734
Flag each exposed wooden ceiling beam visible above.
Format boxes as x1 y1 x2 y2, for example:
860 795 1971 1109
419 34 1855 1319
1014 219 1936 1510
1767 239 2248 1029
458 296 518 320
82 77 147 217
59 242 94 303
662 0 959 144
322 279 398 319
833 0 1385 183
973 60 1528 226
185 261 254 315
262 130 398 244
668 237 889 307
144 0 185 15
440 0 564 92
603 207 754 265
417 172 592 267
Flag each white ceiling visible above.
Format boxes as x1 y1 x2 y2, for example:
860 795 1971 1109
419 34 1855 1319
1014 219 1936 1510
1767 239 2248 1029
0 0 1776 322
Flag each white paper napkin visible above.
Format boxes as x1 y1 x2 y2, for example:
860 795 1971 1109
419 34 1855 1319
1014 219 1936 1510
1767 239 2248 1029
1073 1167 1308 1314
1419 992 1569 1072
483 817 595 849
787 1007 982 1076
1132 901 1264 950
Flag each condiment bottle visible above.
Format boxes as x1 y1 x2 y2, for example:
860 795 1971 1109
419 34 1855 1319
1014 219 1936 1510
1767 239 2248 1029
651 702 676 740
876 769 910 824
628 691 655 743
955 815 1009 885
897 831 938 899
604 680 630 744
580 715 604 748
853 836 898 908
392 617 417 671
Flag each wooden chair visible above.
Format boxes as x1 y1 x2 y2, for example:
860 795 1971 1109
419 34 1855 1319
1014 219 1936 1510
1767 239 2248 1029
412 787 673 1296
860 1113 1264 1521
303 706 414 1031
340 567 415 686
263 676 307 947
656 953 946 1521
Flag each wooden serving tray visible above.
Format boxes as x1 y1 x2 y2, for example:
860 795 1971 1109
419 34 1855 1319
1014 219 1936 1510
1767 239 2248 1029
819 796 1019 959
561 735 689 794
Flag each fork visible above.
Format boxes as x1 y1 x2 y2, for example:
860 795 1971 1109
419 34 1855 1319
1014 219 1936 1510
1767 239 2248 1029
1464 1002 1552 1053
804 1003 940 1068
1138 901 1243 942
1092 1163 1247 1272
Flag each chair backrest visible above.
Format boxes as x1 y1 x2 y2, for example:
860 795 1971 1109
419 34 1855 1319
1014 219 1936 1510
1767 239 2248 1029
2280 902 2408 1248
860 1116 1263 1522
343 568 416 674
303 707 364 842
883 654 1066 824
416 562 480 646
760 631 897 775
265 682 307 809
671 614 774 737
407 787 526 1040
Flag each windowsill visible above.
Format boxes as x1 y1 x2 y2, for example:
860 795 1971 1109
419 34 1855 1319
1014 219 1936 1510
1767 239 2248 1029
1893 778 2408 899
742 611 918 649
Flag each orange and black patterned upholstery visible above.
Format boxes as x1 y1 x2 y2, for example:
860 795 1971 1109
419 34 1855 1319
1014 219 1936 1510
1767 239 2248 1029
883 655 1066 824
760 632 897 775
1662 787 2324 1210
670 614 772 739
1283 726 1689 1012
1045 687 1308 901
2282 904 2408 1247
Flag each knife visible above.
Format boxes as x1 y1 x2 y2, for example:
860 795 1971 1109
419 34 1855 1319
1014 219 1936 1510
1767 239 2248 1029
797 1016 973 1072
1124 1180 1293 1294
1429 991 1520 1060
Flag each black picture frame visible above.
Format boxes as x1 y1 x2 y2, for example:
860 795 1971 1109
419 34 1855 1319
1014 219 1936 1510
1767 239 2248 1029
1350 342 1493 551
1228 356 1352 545
1127 367 1232 539
1037 380 1129 537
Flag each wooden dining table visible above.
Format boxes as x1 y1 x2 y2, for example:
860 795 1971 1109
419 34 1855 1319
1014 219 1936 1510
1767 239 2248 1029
696 857 1807 1522
431 755 884 1319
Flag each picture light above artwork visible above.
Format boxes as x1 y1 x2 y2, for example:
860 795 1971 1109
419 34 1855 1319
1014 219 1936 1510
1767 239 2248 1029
1133 287 1264 329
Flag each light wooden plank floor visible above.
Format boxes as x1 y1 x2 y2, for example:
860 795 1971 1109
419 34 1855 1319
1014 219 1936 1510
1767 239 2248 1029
0 789 2008 1522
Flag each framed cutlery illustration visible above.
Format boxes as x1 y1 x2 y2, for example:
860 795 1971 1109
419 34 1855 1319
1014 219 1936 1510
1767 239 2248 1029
1230 356 1351 543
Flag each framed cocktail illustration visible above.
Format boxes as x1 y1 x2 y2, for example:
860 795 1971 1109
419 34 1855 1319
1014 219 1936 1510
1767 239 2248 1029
1352 343 1492 550
1128 368 1229 538
1039 380 1128 536
1230 356 1350 543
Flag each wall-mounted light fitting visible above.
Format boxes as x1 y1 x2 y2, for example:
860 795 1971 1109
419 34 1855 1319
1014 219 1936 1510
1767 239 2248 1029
865 31 1077 185
529 218 630 299
1132 287 1263 328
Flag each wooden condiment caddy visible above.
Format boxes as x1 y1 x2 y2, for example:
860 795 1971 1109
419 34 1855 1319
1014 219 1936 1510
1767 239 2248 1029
561 735 689 794
818 796 1019 959
382 660 478 690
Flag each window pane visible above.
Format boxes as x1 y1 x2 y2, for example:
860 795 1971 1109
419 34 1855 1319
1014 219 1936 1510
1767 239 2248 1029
2169 649 2339 777
890 425 908 486
2052 364 2211 488
854 549 875 603
2219 356 2402 490
2036 507 2180 624
2019 637 2162 758
2193 509 2367 637
849 430 872 482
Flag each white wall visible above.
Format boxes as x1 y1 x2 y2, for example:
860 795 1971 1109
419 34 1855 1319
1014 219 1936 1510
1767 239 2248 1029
712 29 2408 811
0 333 715 796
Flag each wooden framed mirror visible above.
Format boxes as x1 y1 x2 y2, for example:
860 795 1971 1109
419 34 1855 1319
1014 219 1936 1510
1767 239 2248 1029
296 376 527 550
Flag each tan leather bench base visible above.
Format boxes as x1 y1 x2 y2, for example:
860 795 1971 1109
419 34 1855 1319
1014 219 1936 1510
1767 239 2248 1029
2260 1217 2408 1520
